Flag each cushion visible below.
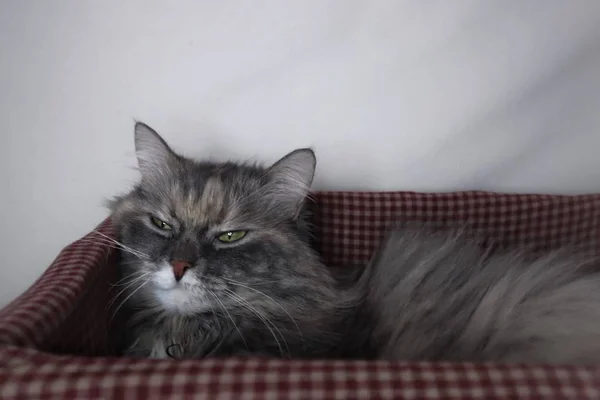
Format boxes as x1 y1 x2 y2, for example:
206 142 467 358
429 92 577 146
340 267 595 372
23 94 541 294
1 191 599 399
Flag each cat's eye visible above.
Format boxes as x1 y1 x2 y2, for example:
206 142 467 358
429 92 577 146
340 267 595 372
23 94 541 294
217 231 247 243
150 216 172 231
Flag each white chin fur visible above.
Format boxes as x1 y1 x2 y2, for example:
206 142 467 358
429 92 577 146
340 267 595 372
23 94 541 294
151 264 208 315
153 265 178 290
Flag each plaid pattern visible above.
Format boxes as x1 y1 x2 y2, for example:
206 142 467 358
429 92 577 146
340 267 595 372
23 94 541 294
1 191 600 399
310 191 600 267
0 219 118 357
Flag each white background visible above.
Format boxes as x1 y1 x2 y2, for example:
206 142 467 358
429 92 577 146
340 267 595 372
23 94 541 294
1 1 600 306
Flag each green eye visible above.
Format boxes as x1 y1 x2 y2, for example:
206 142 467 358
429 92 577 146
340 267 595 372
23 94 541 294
217 231 247 243
150 216 172 231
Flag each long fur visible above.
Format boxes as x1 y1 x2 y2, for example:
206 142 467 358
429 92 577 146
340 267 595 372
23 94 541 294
110 122 600 365
359 227 600 364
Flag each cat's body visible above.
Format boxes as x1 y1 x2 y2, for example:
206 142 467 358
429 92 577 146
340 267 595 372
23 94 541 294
110 122 600 364
359 229 600 364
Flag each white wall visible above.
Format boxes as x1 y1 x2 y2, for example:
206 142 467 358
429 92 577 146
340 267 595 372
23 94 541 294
1 1 600 306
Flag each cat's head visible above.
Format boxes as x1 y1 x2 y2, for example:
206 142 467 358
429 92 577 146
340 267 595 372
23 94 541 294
110 122 333 318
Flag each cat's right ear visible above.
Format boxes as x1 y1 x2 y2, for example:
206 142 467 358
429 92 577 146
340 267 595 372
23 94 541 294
265 148 316 219
134 122 178 180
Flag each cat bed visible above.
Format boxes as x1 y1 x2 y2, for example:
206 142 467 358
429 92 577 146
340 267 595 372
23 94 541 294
1 191 600 399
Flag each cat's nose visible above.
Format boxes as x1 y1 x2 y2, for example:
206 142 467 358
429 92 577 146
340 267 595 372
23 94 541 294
170 259 192 282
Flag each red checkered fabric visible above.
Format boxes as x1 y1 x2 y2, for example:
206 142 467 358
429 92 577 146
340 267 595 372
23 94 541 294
1 191 600 399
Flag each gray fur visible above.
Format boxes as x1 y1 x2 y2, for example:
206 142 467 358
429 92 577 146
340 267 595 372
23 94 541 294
110 122 600 364
359 228 600 364
110 122 349 359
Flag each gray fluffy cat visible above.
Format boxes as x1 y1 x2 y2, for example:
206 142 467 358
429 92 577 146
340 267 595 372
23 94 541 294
109 122 600 364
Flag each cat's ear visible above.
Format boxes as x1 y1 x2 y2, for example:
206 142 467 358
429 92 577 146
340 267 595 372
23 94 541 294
134 122 178 179
266 148 316 218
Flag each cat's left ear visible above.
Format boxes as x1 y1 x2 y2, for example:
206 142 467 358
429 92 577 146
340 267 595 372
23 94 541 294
134 122 178 180
266 148 316 218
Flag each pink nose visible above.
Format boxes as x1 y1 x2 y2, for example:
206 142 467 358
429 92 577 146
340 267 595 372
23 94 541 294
170 259 192 281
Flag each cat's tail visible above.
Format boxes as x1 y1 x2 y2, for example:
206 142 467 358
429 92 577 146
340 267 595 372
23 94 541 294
357 225 600 364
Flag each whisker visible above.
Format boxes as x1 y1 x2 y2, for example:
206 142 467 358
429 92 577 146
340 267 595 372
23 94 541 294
108 272 152 310
206 288 248 351
204 294 223 332
90 231 150 259
222 288 288 358
77 238 130 250
224 279 303 344
246 280 282 286
77 238 149 260
109 271 151 288
117 259 147 266
111 279 150 322
109 274 144 287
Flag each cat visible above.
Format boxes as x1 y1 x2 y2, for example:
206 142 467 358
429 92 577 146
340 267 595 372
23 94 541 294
109 122 600 364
